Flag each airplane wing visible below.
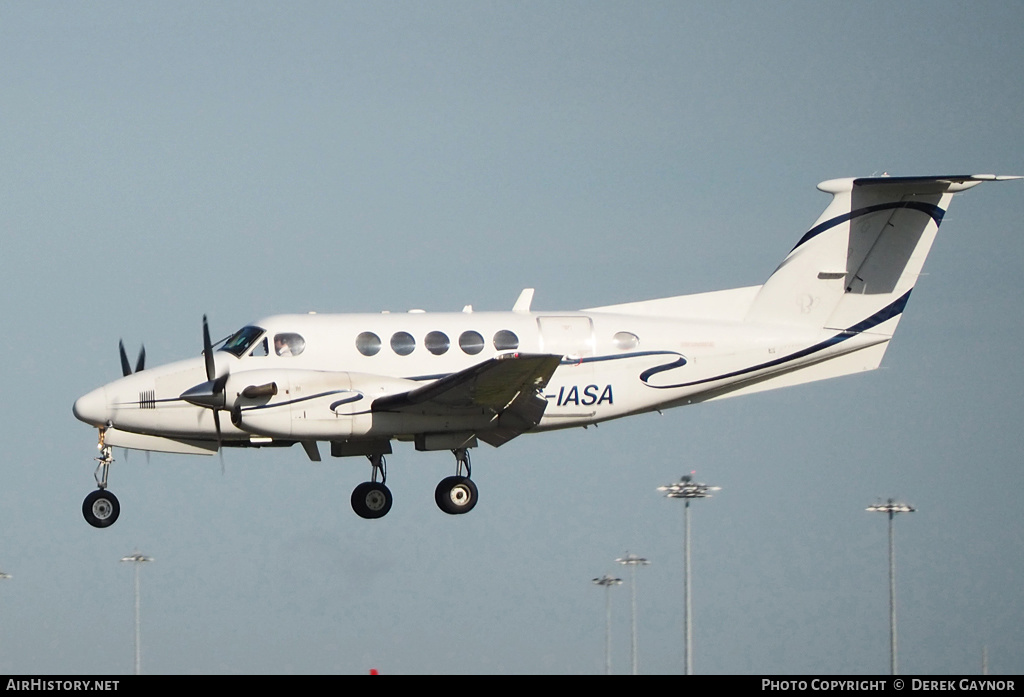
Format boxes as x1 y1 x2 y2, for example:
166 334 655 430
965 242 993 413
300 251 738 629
371 353 562 446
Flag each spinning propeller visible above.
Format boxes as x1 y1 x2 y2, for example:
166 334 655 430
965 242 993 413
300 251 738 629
180 315 228 440
118 340 145 376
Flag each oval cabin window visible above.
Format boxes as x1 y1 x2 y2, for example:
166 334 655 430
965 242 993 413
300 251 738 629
356 332 382 356
425 331 450 355
459 331 485 355
391 331 416 356
613 331 639 350
493 330 519 351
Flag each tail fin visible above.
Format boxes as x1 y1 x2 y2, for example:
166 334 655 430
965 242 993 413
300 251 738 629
745 175 1019 336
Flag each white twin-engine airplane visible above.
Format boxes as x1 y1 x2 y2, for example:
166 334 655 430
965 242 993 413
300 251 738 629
73 175 1019 527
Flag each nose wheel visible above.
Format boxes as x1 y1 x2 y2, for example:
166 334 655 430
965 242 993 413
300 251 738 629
83 433 120 528
83 489 120 528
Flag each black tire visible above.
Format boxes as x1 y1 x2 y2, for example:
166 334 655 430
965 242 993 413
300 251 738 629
351 481 392 519
83 489 120 528
434 476 478 515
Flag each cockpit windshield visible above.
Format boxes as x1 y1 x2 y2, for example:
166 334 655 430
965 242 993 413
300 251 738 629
219 326 265 357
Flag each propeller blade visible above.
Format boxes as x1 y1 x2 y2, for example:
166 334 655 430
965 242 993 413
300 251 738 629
192 315 228 451
135 345 146 373
119 340 132 377
202 315 215 382
211 393 223 468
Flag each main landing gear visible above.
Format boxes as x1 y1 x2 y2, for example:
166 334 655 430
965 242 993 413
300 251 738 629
350 453 393 519
83 430 120 528
435 448 478 515
348 447 479 519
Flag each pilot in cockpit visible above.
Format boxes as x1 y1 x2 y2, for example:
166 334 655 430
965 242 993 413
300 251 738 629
274 335 292 357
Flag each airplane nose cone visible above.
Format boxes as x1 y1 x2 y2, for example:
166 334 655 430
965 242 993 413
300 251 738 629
73 386 110 426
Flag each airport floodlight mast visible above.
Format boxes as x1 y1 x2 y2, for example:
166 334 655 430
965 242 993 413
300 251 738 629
0 569 9 661
615 552 650 675
592 574 623 675
866 499 915 675
659 473 720 675
120 552 154 676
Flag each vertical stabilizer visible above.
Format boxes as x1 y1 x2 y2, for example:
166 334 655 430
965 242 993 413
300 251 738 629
744 175 1014 335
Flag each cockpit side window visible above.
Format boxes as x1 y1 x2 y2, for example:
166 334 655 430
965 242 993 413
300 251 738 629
274 333 305 357
250 337 269 357
219 326 266 358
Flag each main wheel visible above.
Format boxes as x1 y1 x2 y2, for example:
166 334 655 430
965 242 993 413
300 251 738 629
351 481 393 519
83 489 120 528
435 476 478 515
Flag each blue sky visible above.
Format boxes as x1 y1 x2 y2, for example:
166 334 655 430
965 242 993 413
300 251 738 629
1 1 1022 674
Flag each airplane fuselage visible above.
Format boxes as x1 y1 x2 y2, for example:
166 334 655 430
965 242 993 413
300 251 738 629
73 300 881 451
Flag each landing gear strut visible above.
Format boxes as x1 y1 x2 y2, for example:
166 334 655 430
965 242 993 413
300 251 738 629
83 429 120 528
435 448 478 515
351 453 393 519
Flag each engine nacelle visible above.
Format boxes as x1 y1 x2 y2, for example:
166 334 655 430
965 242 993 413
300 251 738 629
227 369 418 440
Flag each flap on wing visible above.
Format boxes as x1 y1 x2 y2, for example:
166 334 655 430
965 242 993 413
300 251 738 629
371 353 562 416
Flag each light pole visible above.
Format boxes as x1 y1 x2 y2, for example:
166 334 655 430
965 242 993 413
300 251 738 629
0 569 9 671
866 499 914 675
592 574 622 675
615 552 649 675
120 552 154 675
659 473 719 675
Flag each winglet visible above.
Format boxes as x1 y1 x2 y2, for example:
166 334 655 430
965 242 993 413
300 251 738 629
513 288 535 313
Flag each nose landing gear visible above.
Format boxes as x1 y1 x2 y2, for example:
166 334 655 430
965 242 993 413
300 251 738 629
83 429 120 528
